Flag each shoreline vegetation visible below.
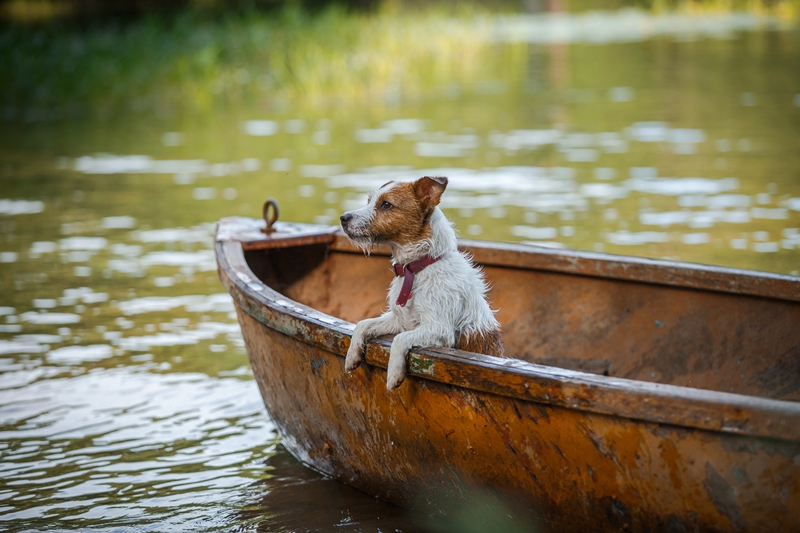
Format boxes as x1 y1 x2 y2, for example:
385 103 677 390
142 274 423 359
1 0 797 119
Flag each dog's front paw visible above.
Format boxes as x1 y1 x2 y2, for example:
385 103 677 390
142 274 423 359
386 355 407 390
345 342 364 372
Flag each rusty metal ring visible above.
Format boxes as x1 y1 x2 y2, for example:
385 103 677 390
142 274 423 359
261 198 279 234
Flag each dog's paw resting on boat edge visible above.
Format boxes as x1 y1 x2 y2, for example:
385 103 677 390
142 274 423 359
340 176 504 391
344 340 364 373
386 354 407 390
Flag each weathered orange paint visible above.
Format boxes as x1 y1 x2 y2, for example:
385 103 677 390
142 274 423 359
216 216 800 532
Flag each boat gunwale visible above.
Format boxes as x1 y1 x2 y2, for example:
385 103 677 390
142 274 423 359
231 219 800 303
216 219 800 443
329 234 800 304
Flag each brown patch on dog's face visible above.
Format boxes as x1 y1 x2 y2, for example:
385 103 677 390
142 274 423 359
368 177 448 246
340 177 449 247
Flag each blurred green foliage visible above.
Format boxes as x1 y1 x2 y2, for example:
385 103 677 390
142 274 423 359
1 0 796 119
0 3 504 118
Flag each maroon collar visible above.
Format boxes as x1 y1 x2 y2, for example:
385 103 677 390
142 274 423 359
392 254 445 307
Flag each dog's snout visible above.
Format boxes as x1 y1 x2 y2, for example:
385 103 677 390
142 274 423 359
340 212 353 226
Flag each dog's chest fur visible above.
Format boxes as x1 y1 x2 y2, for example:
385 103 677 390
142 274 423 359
387 240 500 347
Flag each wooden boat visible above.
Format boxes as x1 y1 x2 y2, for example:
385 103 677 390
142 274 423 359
215 204 800 533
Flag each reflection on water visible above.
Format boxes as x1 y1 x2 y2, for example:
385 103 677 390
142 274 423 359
238 447 532 533
0 364 274 529
1 8 799 531
492 10 795 44
238 446 431 533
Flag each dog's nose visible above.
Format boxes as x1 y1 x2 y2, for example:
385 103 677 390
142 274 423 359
340 212 353 226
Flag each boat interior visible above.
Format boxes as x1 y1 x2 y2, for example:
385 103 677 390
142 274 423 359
241 235 800 402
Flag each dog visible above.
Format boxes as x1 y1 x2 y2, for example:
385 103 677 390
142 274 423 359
339 176 504 390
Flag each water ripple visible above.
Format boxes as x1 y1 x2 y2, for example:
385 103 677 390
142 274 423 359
0 367 275 528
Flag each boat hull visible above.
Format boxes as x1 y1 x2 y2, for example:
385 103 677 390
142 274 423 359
236 308 798 532
216 217 800 532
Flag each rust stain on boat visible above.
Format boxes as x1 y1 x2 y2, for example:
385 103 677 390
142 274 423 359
215 216 800 533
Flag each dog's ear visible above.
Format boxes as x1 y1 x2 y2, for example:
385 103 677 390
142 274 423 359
413 176 448 209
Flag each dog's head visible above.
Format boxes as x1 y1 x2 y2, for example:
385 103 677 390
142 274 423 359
340 176 448 249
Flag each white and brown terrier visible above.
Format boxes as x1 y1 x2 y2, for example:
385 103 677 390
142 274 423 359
339 176 504 390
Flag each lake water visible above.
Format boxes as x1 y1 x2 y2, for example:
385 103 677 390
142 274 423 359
1 9 799 531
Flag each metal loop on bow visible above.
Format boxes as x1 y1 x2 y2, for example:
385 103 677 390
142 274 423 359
261 199 279 235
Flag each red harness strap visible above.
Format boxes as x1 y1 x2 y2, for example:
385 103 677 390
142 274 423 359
392 254 445 307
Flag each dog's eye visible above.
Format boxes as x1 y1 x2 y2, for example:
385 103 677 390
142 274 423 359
380 201 393 210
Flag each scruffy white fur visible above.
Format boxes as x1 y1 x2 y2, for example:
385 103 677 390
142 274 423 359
340 179 500 390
